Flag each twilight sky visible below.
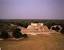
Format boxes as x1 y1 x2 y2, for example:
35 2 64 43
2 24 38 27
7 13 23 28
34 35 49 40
0 0 64 19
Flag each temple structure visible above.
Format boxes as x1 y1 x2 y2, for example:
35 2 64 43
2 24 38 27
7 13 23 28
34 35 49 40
21 23 50 35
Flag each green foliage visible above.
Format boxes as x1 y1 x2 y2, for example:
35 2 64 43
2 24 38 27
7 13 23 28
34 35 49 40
44 21 56 29
20 21 30 28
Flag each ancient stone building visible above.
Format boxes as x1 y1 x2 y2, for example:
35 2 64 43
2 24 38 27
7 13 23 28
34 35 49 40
21 23 50 35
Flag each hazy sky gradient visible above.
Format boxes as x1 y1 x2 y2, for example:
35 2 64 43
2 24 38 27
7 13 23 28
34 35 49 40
0 0 64 19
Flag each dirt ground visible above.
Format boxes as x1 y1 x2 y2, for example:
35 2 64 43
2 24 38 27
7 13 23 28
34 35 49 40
0 32 64 50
